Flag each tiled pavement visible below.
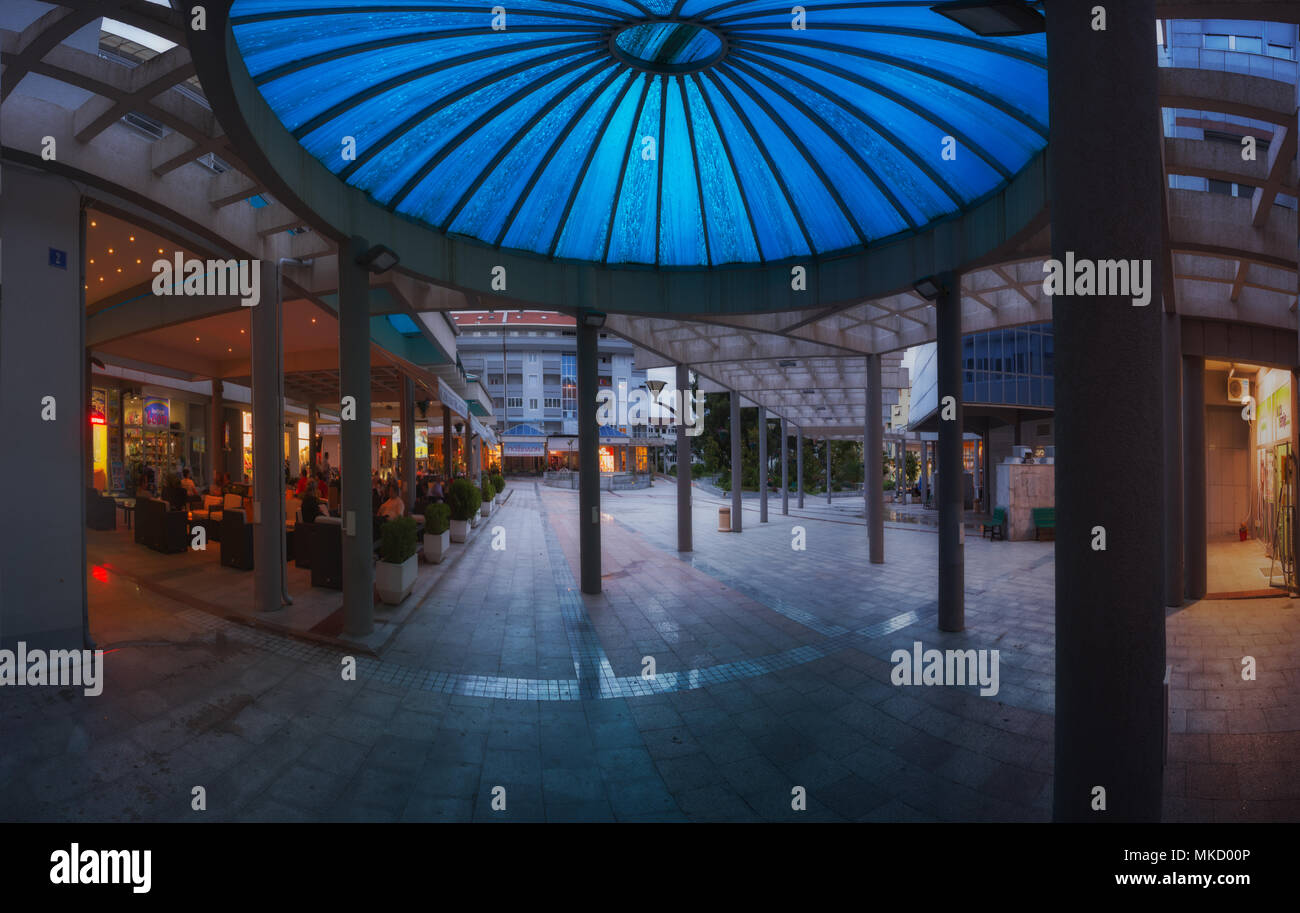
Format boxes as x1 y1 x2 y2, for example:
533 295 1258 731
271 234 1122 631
1 482 1295 821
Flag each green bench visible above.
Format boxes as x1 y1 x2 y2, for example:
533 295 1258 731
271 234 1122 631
981 507 1007 540
1033 507 1056 540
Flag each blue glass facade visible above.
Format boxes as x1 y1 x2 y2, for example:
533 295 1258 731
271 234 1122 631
230 0 1048 267
909 323 1053 427
963 324 1054 408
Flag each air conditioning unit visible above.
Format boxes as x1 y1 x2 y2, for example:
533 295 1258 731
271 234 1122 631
1228 377 1249 403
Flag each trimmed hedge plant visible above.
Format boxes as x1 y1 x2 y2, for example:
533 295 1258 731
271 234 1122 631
491 473 505 494
481 481 494 505
424 502 450 535
379 515 418 564
446 478 481 522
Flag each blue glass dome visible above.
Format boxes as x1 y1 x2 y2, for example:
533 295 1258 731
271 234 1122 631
230 0 1048 267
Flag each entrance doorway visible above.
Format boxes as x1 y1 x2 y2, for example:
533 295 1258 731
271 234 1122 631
1205 362 1294 597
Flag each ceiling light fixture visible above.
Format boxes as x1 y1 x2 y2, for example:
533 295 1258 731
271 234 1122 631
913 275 949 300
355 244 400 274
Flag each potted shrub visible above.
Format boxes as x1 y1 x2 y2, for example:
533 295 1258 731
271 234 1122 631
375 515 418 604
479 481 494 518
423 502 451 563
446 478 479 542
492 473 505 504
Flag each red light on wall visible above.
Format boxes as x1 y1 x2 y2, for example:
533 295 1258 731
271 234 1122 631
91 566 109 583
90 411 106 425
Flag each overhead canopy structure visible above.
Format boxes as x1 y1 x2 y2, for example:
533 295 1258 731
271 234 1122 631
191 0 1051 313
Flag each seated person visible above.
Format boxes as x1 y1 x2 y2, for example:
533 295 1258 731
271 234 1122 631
377 484 405 521
180 468 199 498
296 471 309 497
428 478 444 502
300 481 329 524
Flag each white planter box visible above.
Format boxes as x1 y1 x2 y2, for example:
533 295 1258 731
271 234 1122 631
450 519 469 543
480 500 492 519
494 493 502 506
375 554 417 605
470 512 480 528
423 530 450 564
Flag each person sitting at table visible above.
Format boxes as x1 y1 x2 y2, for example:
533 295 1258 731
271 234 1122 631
180 468 199 499
377 483 405 521
301 480 328 524
296 470 309 497
428 477 444 502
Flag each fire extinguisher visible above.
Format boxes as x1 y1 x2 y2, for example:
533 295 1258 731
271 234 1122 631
1240 521 1249 541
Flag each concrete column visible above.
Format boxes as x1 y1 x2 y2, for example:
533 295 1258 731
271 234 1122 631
981 425 992 510
307 400 318 474
400 375 415 511
462 421 471 478
1183 355 1207 600
442 406 452 478
676 363 692 552
578 315 601 593
211 379 224 486
866 353 884 564
1049 0 1165 823
826 438 832 505
730 391 742 532
0 169 84 648
251 260 284 615
1163 312 1183 607
936 272 964 632
919 440 929 506
796 427 804 508
781 417 789 516
339 237 374 636
758 405 768 522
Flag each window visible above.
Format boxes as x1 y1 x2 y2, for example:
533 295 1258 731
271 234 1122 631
1233 35 1262 55
1267 44 1294 60
544 398 560 409
488 374 502 386
529 399 538 410
1205 33 1266 54
561 354 576 419
506 397 522 409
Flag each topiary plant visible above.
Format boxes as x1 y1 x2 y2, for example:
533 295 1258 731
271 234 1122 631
491 472 505 494
424 501 450 535
446 478 480 521
481 481 494 505
379 515 417 564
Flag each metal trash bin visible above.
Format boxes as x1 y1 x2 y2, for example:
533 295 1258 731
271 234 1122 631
718 506 731 532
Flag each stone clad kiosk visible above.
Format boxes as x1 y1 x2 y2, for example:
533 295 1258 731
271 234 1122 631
994 450 1055 540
